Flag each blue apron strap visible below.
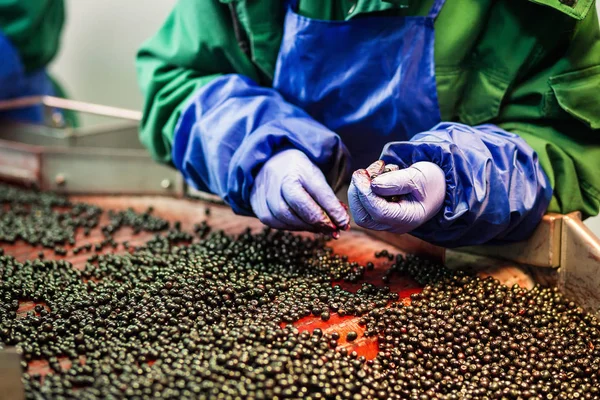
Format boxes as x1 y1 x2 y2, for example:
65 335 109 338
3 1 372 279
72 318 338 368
427 0 447 20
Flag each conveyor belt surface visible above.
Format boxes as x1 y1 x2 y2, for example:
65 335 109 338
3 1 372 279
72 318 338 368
1 194 422 378
3 189 600 399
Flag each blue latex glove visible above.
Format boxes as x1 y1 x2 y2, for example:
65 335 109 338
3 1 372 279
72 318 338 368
250 149 350 234
172 74 350 217
356 122 552 247
349 160 446 234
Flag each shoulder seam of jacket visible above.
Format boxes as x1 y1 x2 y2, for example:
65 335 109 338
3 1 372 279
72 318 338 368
528 0 594 21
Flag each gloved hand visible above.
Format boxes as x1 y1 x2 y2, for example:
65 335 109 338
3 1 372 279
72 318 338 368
250 149 350 235
349 160 446 233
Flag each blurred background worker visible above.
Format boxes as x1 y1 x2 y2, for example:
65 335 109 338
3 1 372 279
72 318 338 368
137 0 600 247
0 0 67 123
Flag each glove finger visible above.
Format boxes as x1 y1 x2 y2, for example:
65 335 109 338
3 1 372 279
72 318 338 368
266 194 315 232
371 168 423 197
366 161 385 178
349 170 394 231
281 178 337 232
300 169 350 230
353 170 425 232
259 215 295 231
348 181 385 231
250 186 293 231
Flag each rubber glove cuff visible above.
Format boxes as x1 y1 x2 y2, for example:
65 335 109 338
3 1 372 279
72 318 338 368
171 74 351 217
380 123 552 247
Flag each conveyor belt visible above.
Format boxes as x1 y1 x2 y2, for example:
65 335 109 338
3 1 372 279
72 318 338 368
1 194 423 378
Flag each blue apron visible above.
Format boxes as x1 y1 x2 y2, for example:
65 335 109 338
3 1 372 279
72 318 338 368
0 31 55 123
273 0 445 169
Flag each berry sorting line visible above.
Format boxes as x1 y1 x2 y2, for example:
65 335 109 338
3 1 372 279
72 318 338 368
1 185 600 399
0 186 422 396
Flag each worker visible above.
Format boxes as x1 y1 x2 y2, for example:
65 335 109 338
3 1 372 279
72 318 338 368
137 0 600 247
0 0 66 123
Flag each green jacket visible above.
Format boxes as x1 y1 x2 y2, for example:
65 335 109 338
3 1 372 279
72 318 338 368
0 0 64 73
137 0 600 218
0 0 75 126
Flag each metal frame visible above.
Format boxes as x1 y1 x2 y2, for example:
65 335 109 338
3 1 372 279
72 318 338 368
0 96 142 123
0 97 183 196
0 348 24 399
454 214 563 268
558 213 600 314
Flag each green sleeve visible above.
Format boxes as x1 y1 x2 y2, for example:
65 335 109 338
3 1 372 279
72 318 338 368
136 0 260 164
0 0 64 72
497 5 600 219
